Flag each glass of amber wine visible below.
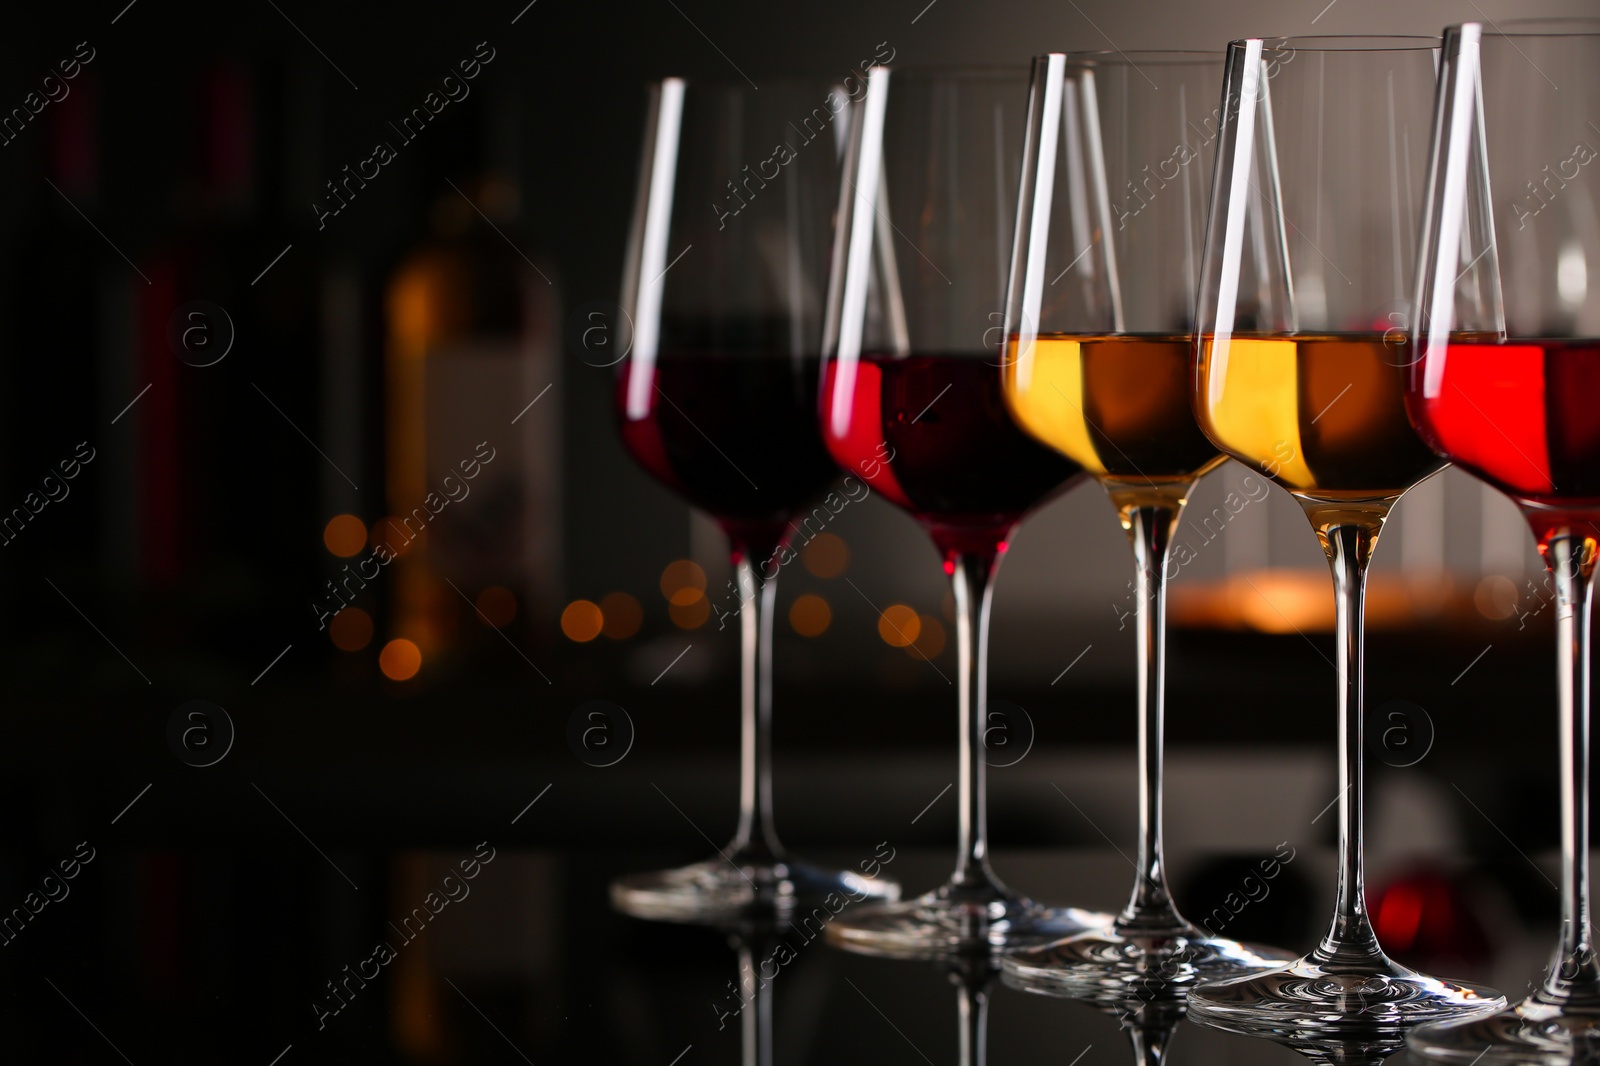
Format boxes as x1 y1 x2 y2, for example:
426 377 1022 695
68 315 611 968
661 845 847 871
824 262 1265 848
1186 37 1505 1034
1405 22 1600 1063
999 51 1294 1000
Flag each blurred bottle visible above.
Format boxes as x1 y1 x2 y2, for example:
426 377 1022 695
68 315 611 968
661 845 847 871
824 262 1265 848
7 68 105 580
381 78 560 669
123 59 331 654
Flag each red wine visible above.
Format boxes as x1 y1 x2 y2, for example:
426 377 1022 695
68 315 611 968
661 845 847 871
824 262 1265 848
822 354 1083 557
616 353 839 557
1409 337 1600 546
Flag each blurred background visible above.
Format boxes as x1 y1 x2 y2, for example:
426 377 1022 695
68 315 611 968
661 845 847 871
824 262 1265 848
0 0 1592 1061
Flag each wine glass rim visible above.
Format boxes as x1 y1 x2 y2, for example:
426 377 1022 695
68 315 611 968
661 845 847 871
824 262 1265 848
1464 17 1600 37
872 63 1030 80
1049 49 1223 65
643 73 876 92
1230 34 1440 51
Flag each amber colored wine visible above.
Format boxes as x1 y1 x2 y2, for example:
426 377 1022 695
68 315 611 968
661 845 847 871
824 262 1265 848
1004 334 1224 497
1196 333 1445 504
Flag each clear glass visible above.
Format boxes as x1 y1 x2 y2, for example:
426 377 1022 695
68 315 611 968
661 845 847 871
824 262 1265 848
609 77 898 920
996 50 1295 1001
1405 22 1600 1063
1186 36 1506 1036
817 65 1107 956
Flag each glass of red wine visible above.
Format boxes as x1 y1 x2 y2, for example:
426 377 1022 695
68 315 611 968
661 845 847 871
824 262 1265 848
1405 21 1600 1063
611 77 900 921
818 64 1108 957
997 50 1295 1002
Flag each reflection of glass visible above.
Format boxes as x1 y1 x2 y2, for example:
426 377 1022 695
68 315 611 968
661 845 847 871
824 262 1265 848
1008 960 1189 1066
1405 21 1600 1064
998 50 1295 999
732 920 777 1066
818 64 1105 957
1186 37 1505 1035
950 956 997 1066
611 77 898 919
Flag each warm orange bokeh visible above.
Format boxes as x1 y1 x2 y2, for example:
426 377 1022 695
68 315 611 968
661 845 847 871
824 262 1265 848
323 514 368 557
600 592 643 639
379 638 423 680
877 604 921 647
561 600 604 642
789 594 831 637
475 585 518 627
329 607 374 651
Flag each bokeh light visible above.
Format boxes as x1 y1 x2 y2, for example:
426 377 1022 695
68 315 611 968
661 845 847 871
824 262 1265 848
370 516 414 556
379 638 422 680
801 533 849 578
878 604 922 647
789 594 831 637
1473 575 1519 621
475 585 518 627
323 514 367 557
669 595 710 629
561 600 604 642
910 614 945 658
660 560 707 606
600 592 643 639
329 607 373 651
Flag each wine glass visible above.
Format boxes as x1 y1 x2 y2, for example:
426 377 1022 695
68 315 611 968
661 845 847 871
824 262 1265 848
1404 21 1600 1063
611 77 899 920
997 50 1296 1000
817 64 1107 957
1185 37 1506 1034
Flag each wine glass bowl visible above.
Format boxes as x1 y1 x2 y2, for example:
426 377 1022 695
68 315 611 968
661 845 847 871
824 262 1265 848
610 76 900 921
818 64 1106 958
999 50 1296 999
1402 21 1600 1063
1184 36 1506 1036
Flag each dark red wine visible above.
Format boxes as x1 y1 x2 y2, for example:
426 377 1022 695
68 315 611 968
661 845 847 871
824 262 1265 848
616 353 839 556
1409 337 1600 546
822 354 1083 557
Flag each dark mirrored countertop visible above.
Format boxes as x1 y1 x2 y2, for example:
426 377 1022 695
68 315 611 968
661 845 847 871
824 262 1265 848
0 833 1551 1064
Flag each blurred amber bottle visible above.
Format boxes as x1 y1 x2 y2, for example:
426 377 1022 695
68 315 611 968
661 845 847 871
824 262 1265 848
381 81 560 665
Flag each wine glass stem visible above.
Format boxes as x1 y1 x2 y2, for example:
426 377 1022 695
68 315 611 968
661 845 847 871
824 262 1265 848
951 550 1003 893
1545 533 1598 1001
731 556 783 861
738 941 774 1066
1120 503 1186 933
1321 522 1382 962
958 978 989 1066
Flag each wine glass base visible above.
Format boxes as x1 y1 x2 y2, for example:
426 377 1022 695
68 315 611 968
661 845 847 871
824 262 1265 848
1188 949 1506 1036
610 856 899 923
1002 924 1298 1004
1407 996 1600 1064
824 885 1113 959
